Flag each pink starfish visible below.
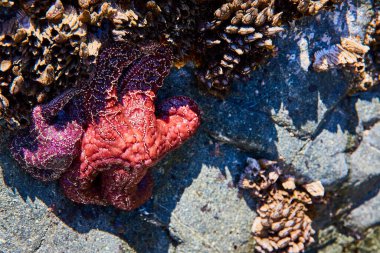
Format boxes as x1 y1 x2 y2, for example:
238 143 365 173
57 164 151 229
60 42 201 210
10 88 84 181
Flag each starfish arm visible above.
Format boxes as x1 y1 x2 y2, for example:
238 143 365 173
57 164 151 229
38 88 82 122
101 168 153 211
10 88 84 181
156 96 201 155
60 160 108 206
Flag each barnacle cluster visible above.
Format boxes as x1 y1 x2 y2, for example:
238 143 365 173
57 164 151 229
0 0 147 128
313 37 378 92
0 2 97 128
197 0 343 94
110 0 213 67
363 6 380 88
0 0 344 128
239 157 324 253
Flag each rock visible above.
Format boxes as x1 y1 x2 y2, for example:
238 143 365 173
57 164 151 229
344 189 380 233
347 119 380 190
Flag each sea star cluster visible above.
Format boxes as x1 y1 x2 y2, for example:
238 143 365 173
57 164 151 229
10 42 201 211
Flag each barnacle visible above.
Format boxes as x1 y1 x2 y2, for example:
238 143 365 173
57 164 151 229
110 0 213 67
313 37 369 73
312 37 378 92
0 0 14 8
240 157 324 253
197 0 343 95
363 7 380 89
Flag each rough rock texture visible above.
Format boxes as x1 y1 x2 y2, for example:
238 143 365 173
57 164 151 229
0 0 379 252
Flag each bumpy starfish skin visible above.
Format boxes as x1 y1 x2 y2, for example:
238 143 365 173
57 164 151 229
60 43 201 210
10 88 84 181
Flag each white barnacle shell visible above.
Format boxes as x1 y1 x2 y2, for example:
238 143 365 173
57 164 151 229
238 26 255 35
340 37 369 54
225 25 239 34
303 181 324 198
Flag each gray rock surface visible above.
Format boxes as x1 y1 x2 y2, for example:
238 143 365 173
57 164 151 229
0 0 379 252
345 188 380 233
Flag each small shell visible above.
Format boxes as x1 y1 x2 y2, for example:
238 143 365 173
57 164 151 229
230 11 243 25
270 210 282 220
268 170 280 183
265 27 285 36
297 0 310 13
258 159 277 168
225 25 239 34
252 217 264 235
282 177 296 190
278 227 292 238
308 2 324 15
255 7 268 26
284 219 295 228
240 66 251 75
271 221 284 231
223 54 240 64
238 26 255 35
293 222 302 230
36 64 55 86
260 218 271 227
0 94 9 109
46 0 65 22
277 237 290 249
214 3 232 20
230 44 244 55
220 60 234 69
242 8 258 24
1 60 12 72
282 207 290 217
245 32 263 43
303 181 324 197
259 203 269 213
37 92 47 103
220 33 232 43
14 28 28 43
297 242 305 252
272 12 283 26
9 76 24 95
78 0 99 9
256 238 274 252
206 39 221 47
341 37 370 54
263 39 273 49
288 242 300 253
79 42 89 58
213 66 224 76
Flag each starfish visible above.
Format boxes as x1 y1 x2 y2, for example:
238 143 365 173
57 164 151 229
10 88 84 181
60 42 201 210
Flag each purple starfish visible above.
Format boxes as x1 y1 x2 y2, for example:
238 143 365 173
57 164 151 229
10 88 84 181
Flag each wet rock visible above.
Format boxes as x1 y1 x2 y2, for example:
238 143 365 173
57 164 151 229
344 189 380 233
